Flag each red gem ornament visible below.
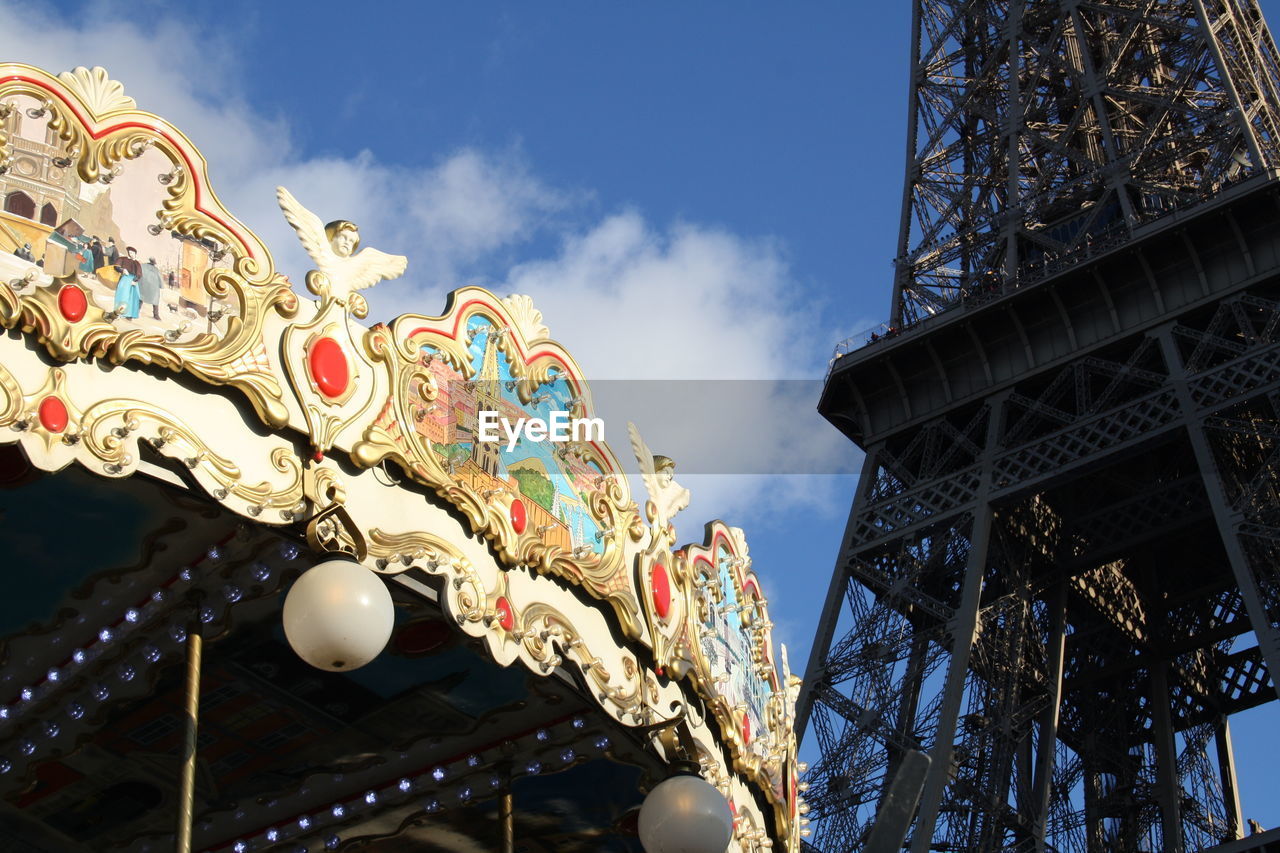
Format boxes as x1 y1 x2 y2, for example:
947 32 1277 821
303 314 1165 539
38 397 68 433
651 563 671 620
741 712 752 744
509 498 527 534
308 337 350 399
495 596 515 631
58 285 87 322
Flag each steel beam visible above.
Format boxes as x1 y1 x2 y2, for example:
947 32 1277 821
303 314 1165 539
797 447 882 738
1159 329 1280 699
1150 662 1186 853
1216 715 1245 842
1031 583 1067 853
908 503 993 853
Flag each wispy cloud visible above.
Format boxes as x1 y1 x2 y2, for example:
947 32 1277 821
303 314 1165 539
0 2 853 533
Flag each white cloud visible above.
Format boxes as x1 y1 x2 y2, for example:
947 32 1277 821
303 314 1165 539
0 1 854 531
0 4 287 184
502 214 856 529
505 212 816 378
236 148 569 297
406 148 575 280
0 3 568 298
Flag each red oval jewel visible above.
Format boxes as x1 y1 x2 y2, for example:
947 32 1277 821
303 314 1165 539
495 597 515 632
58 285 87 322
742 713 752 745
652 563 671 620
38 397 68 433
308 337 350 399
509 498 527 534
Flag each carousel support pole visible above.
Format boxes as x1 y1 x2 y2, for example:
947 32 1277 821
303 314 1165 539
494 760 514 853
176 609 204 853
500 788 515 853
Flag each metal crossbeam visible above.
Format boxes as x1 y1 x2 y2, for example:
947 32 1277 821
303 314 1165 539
890 0 1280 328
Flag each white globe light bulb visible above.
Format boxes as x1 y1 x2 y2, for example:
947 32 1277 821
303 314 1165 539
638 774 734 853
283 559 395 671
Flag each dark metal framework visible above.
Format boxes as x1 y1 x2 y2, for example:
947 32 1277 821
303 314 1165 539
801 2 1280 851
891 0 1280 328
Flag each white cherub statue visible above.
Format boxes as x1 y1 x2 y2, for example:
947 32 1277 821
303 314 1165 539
628 421 691 540
276 186 408 305
780 643 801 725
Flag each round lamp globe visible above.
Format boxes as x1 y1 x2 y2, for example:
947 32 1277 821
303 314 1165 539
283 559 394 672
638 774 734 853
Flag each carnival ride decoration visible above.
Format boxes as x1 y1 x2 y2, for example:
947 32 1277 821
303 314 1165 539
0 63 803 852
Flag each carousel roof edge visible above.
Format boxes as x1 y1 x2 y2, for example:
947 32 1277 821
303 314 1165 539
0 62 805 848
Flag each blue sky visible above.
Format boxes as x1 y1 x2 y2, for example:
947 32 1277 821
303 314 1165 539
208 1 889 303
0 0 884 663
3 0 1277 829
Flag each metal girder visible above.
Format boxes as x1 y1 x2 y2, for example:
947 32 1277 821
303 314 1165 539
812 681 923 756
890 0 1280 328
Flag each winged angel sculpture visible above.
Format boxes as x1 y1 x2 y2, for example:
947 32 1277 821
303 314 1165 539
628 421 690 545
276 186 408 312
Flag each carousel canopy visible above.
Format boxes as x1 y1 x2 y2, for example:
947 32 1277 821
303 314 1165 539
0 65 802 852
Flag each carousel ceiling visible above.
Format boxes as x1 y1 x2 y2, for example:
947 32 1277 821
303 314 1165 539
0 456 655 852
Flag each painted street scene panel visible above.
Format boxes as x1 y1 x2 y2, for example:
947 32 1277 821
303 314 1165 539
0 93 235 343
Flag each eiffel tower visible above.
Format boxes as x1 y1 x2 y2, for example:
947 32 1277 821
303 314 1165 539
799 3 1280 852
469 324 508 478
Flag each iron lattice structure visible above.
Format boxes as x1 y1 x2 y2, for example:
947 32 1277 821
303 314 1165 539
892 0 1280 328
801 2 1280 852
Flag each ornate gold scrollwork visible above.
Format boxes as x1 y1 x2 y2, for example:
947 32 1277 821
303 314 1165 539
305 502 367 561
0 64 298 429
78 400 306 515
281 301 379 455
0 364 81 455
367 525 649 721
367 528 464 574
306 270 369 320
0 358 307 524
519 601 649 719
674 521 796 822
0 363 24 425
351 288 646 637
